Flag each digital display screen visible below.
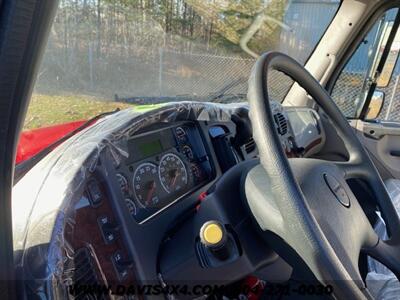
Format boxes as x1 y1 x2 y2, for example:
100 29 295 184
138 140 163 158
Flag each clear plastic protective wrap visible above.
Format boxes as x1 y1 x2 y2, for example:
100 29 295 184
12 101 246 298
12 100 400 299
367 179 400 299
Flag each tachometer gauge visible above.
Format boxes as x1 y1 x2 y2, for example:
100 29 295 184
125 198 137 216
159 153 188 193
133 163 161 208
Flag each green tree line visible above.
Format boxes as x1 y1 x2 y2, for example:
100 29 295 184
54 0 288 59
36 0 290 97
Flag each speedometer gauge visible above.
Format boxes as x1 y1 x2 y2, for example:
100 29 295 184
133 162 161 208
159 153 188 193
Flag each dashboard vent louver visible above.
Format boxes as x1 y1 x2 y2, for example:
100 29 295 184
63 248 105 300
274 113 288 135
244 138 256 154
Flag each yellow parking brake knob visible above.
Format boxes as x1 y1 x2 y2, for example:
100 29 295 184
200 221 227 250
203 223 223 245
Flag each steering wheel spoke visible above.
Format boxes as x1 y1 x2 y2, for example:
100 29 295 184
365 240 400 280
334 160 369 179
367 179 400 242
335 159 400 243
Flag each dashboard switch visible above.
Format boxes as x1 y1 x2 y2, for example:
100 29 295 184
112 251 133 281
87 180 104 206
98 216 120 244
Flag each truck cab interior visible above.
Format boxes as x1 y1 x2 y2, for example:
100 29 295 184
1 0 400 299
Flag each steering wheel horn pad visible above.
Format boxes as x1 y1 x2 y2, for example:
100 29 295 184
323 173 351 207
245 52 400 299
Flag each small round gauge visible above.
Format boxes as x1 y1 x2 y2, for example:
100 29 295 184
125 198 137 216
133 163 161 208
159 153 188 193
175 127 187 141
191 164 202 181
116 173 129 194
181 145 194 160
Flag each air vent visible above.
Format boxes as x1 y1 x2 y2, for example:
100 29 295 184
274 113 288 135
244 138 256 153
63 248 105 299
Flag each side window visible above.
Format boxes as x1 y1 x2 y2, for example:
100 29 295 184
331 8 400 121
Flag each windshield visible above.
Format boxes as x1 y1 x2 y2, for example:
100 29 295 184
26 0 340 130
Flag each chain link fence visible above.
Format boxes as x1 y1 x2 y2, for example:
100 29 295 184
157 49 293 101
35 46 294 103
331 72 365 117
158 50 253 97
332 70 400 122
35 37 400 121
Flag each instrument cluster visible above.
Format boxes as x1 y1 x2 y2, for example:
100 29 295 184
114 123 213 223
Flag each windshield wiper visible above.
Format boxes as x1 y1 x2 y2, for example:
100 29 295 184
207 77 247 102
14 109 120 183
115 78 248 105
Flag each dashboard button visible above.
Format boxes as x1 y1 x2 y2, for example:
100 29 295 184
112 251 133 281
98 216 119 244
87 180 103 206
99 215 109 225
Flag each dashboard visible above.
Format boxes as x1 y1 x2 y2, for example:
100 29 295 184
112 103 325 224
247 102 324 159
114 122 214 223
13 101 326 298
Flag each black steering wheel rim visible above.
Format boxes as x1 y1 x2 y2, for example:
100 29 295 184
245 51 400 299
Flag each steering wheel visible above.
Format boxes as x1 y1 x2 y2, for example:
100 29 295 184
245 52 400 299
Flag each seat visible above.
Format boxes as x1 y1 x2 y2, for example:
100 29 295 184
367 179 400 299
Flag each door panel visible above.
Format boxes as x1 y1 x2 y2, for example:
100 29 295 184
330 6 400 180
353 120 400 179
